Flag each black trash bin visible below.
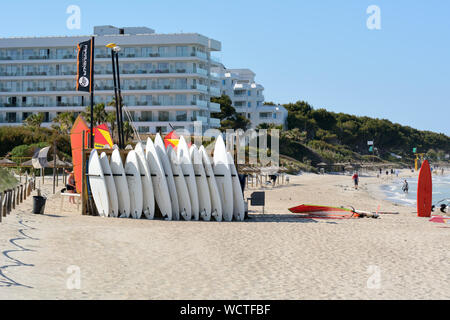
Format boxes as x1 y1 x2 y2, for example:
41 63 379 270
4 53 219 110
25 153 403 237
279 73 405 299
32 196 46 214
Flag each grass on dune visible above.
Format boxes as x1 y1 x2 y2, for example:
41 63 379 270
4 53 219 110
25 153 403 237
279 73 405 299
0 167 18 193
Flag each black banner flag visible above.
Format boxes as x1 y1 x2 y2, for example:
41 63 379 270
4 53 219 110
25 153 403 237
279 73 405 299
76 38 94 93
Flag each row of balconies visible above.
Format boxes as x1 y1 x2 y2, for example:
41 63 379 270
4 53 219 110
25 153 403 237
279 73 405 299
0 50 212 61
0 84 218 94
0 100 220 111
0 67 209 78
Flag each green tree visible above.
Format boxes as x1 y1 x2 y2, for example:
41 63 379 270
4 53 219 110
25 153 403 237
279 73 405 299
52 112 75 134
82 103 108 126
24 113 44 128
211 94 251 131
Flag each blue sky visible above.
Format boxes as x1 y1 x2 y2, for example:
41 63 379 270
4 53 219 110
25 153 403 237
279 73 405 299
0 0 449 135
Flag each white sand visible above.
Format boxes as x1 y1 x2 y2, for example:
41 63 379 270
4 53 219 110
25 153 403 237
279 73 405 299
0 172 449 300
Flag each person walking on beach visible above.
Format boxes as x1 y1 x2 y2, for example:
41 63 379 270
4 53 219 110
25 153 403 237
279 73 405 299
352 172 359 190
402 179 409 193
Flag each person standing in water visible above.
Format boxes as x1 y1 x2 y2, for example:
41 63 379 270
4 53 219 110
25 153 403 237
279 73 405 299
402 179 409 193
352 172 359 190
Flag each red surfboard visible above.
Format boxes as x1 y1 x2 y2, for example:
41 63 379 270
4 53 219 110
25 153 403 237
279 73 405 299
417 160 432 217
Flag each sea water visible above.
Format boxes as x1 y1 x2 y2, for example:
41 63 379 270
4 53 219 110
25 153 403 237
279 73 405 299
381 174 450 207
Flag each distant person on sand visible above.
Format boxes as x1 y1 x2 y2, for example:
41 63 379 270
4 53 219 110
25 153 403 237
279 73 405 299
402 179 409 193
65 170 76 204
352 172 359 190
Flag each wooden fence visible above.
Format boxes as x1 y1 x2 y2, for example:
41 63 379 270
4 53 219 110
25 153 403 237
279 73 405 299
0 176 36 223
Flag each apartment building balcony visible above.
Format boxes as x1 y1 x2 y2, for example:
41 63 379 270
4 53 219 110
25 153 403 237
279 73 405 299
209 118 221 128
209 86 221 97
0 51 210 63
209 102 221 112
195 68 208 76
194 100 208 108
194 116 208 124
195 84 208 93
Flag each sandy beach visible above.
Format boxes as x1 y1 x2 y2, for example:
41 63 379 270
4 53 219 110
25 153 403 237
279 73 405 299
0 171 449 300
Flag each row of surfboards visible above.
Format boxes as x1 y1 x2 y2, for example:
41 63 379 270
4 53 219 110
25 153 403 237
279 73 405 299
88 133 245 221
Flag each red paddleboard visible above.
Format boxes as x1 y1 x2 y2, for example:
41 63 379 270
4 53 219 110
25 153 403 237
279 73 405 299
417 160 432 217
288 204 358 218
429 216 450 224
289 204 353 215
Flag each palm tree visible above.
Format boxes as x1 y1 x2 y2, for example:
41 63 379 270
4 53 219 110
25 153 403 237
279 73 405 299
82 103 108 126
106 112 116 140
122 121 134 143
24 113 44 128
52 112 75 134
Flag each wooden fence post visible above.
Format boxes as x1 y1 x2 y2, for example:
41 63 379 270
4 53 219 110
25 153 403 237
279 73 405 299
16 186 20 206
7 190 11 214
0 192 3 222
12 189 15 210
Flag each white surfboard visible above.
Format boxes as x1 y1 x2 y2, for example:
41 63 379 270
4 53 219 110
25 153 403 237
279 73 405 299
99 152 119 217
199 146 222 222
213 135 233 222
135 142 155 219
154 133 180 220
88 149 109 217
227 152 245 221
191 145 211 221
167 145 192 220
145 137 172 220
110 149 130 218
177 136 199 220
125 150 143 219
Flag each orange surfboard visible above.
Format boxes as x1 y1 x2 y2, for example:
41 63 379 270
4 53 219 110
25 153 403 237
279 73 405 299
417 160 432 217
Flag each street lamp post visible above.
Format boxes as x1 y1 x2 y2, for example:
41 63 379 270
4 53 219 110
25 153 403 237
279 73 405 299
114 51 125 147
106 43 124 148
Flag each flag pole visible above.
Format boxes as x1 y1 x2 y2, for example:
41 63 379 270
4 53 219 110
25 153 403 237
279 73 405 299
90 36 95 148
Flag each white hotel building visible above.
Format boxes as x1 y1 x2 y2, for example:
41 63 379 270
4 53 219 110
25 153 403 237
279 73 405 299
212 66 287 129
0 26 223 133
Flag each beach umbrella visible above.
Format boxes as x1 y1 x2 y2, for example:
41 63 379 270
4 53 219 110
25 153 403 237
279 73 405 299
0 158 16 167
21 159 34 167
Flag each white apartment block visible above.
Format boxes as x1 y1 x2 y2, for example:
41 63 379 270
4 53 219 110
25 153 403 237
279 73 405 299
0 25 223 133
212 66 287 129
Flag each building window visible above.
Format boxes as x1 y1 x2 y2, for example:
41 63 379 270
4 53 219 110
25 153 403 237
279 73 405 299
140 111 152 122
176 46 188 57
248 90 251 96
248 102 251 107
141 47 152 57
175 94 187 105
138 126 149 133
158 111 169 121
176 111 187 121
